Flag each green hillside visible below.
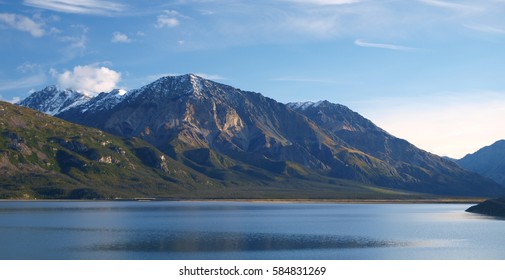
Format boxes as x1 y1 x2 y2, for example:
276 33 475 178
0 101 428 200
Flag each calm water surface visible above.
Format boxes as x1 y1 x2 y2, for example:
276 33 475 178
0 201 503 259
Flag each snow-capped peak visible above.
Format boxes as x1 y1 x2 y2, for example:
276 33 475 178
17 85 91 115
78 89 127 113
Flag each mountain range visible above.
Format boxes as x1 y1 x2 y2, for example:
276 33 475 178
9 73 505 199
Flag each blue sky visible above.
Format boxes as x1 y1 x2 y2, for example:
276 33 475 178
1 0 505 158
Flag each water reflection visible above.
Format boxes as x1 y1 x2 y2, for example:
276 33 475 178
0 202 503 259
89 231 409 252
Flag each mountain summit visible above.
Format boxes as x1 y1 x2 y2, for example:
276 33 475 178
18 74 505 198
17 85 90 115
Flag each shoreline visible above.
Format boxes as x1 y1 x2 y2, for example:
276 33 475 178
0 197 485 204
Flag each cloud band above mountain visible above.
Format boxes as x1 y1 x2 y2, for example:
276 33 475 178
51 64 121 96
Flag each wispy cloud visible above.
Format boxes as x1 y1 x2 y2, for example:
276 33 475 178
464 24 505 34
354 39 418 51
111 31 131 43
0 13 45 37
23 0 126 15
418 0 482 13
284 0 360 5
16 62 40 73
155 10 182 28
0 95 22 104
0 73 46 92
58 25 88 51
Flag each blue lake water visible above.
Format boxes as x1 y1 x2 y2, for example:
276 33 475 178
0 201 503 259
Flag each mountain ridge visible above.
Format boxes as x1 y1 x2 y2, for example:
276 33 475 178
15 74 505 198
457 140 505 186
1 101 431 200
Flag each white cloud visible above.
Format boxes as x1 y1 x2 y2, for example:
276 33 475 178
356 91 505 158
53 65 121 96
355 39 418 51
111 31 131 43
156 17 179 28
155 10 186 28
8 96 21 104
464 24 505 34
156 16 179 28
0 95 22 104
0 13 45 37
16 62 39 73
23 0 125 15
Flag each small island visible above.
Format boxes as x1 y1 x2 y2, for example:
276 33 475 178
466 197 505 217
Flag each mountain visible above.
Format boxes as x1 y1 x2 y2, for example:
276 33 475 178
2 101 424 200
18 74 505 198
0 101 220 199
457 140 505 186
17 85 90 115
59 74 339 173
286 101 504 196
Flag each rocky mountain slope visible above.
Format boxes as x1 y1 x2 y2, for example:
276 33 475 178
2 101 422 200
457 140 505 186
287 101 499 195
17 74 505 197
0 101 214 199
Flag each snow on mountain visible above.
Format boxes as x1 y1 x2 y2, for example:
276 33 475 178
17 86 91 115
78 89 128 113
17 86 127 115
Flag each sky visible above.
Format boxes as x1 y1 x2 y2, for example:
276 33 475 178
1 0 505 158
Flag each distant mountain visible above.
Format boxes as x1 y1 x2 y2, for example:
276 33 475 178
457 140 505 186
287 101 503 196
17 74 505 198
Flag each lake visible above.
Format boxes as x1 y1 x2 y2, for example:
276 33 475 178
0 201 503 259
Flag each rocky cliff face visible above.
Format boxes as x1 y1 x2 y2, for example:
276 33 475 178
19 74 505 197
59 74 337 173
